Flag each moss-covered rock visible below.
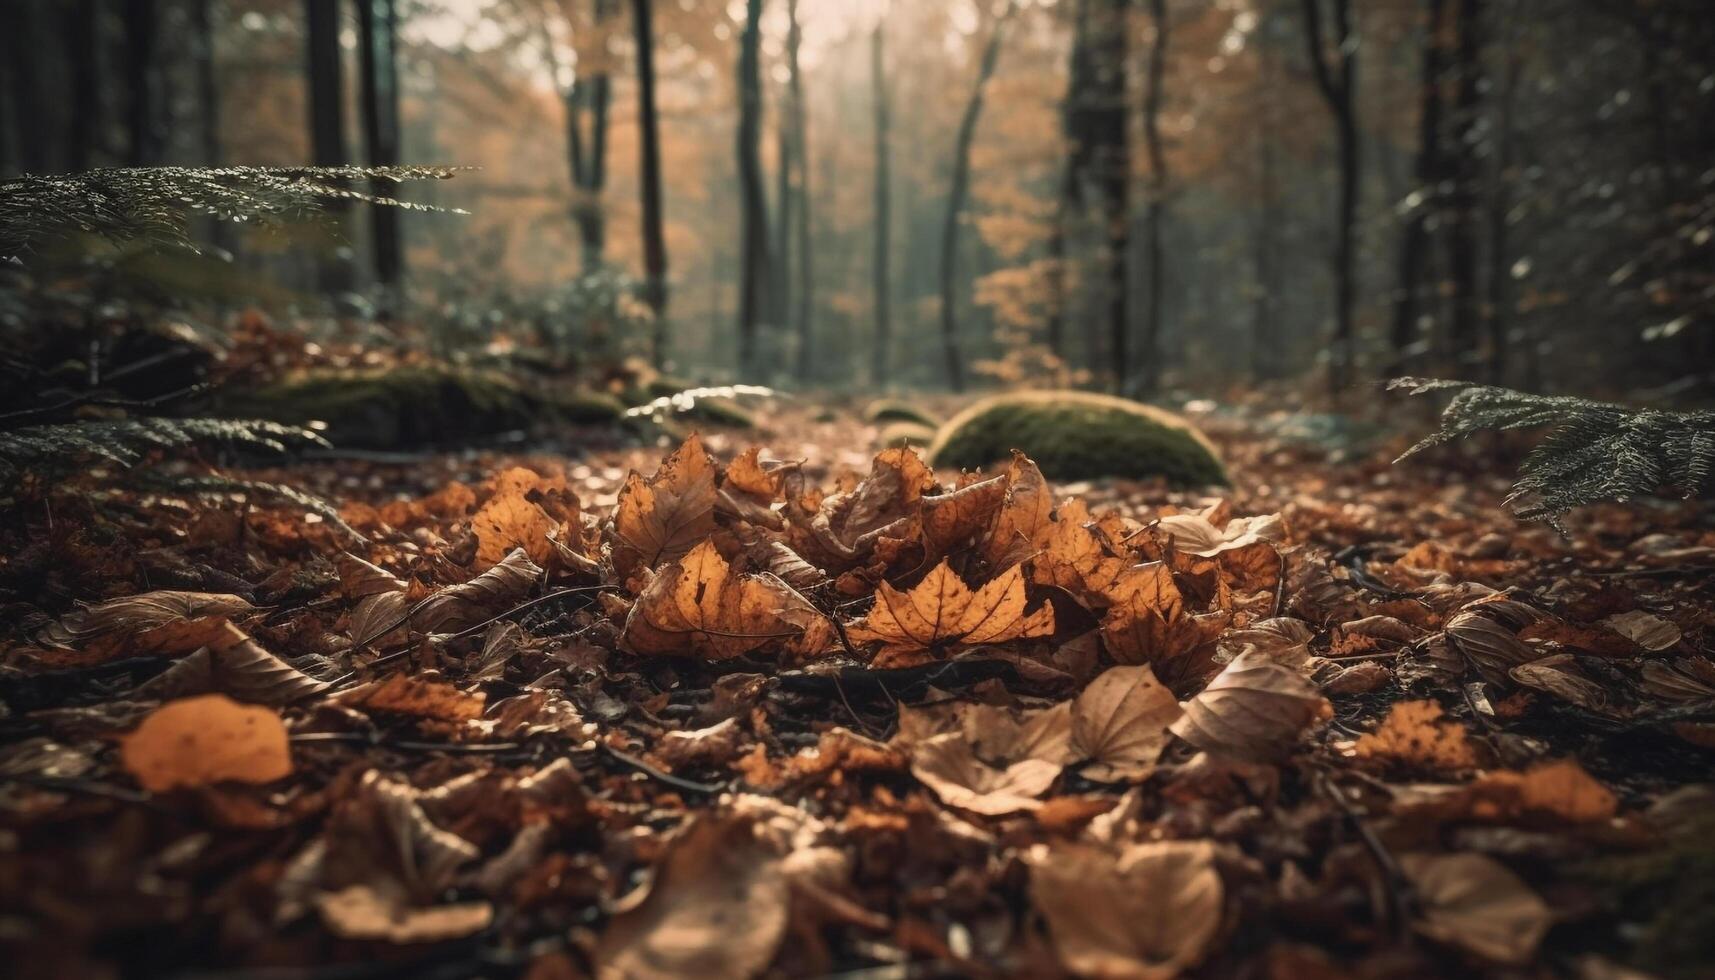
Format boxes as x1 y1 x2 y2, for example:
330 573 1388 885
928 390 1226 485
863 398 941 429
221 365 626 449
877 420 938 450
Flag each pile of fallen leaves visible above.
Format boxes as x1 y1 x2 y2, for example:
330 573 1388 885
2 412 1714 978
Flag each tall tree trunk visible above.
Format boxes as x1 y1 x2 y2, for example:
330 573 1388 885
121 0 161 166
1301 0 1360 397
1139 0 1168 398
305 0 352 292
773 81 792 332
1078 0 1129 393
1485 22 1519 385
939 0 1019 392
870 14 891 385
736 0 771 376
357 0 404 294
556 0 613 276
786 0 813 382
66 0 102 171
1049 0 1094 368
632 0 671 366
1445 0 1484 370
1390 0 1448 365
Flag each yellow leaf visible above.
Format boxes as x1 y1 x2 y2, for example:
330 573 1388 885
121 694 292 792
848 560 1054 665
622 540 813 659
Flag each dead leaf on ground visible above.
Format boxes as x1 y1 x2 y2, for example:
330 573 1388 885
414 548 543 632
133 622 331 705
316 885 492 944
595 813 789 980
1029 839 1223 980
1031 499 1131 600
910 732 1063 815
1354 700 1483 771
37 590 257 663
1600 610 1681 652
336 672 486 724
1400 852 1552 965
1070 666 1183 782
981 452 1054 566
613 433 719 580
121 694 292 792
1170 651 1331 762
622 540 815 659
847 560 1054 668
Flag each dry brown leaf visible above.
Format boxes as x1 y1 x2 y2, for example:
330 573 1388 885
1217 617 1315 669
133 622 330 705
725 447 782 500
1400 853 1551 965
1100 563 1193 666
1156 510 1284 557
316 885 492 944
1353 700 1482 771
414 548 543 633
981 452 1054 566
121 694 292 792
1029 839 1223 979
1600 610 1681 652
595 813 789 980
847 560 1054 667
785 446 934 569
1446 610 1538 684
472 489 559 569
337 673 486 724
920 473 1007 555
1170 651 1331 762
613 433 719 579
621 540 814 659
909 732 1062 815
1510 654 1615 715
1474 758 1618 824
338 553 406 599
1032 499 1130 599
1071 666 1183 781
38 590 257 663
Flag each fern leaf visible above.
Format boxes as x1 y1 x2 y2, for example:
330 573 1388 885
0 417 327 486
1391 378 1715 529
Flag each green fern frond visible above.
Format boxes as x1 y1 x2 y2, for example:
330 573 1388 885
0 417 328 486
138 471 364 543
0 165 467 258
1391 377 1715 529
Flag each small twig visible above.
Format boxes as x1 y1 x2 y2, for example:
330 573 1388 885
288 732 522 754
1315 770 1414 942
599 741 724 795
1271 549 1289 617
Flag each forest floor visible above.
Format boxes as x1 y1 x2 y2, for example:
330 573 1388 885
3 394 1715 978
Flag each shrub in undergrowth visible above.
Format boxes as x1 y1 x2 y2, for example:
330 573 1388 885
929 390 1226 485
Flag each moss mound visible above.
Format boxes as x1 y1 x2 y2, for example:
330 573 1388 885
928 390 1226 485
877 420 938 450
222 365 625 449
863 398 941 429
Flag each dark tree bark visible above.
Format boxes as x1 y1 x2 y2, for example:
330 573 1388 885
1445 0 1485 368
1300 0 1360 397
558 0 614 274
357 0 404 292
1486 24 1520 385
870 15 891 385
305 0 352 291
66 0 102 171
786 0 813 381
938 0 1019 392
1390 0 1448 364
1066 0 1130 392
631 0 670 366
736 0 772 376
1048 0 1094 366
121 0 162 166
1139 0 1169 398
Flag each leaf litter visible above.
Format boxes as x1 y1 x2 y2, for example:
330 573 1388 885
2 402 1714 976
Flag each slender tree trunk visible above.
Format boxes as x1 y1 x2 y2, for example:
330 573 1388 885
1049 0 1093 369
357 0 404 294
305 0 352 292
67 0 102 171
1446 0 1484 369
555 0 613 276
773 83 793 332
786 0 813 382
121 0 161 166
1139 0 1168 398
632 0 670 366
939 0 1019 392
870 15 892 385
1486 32 1519 384
1301 0 1360 397
1390 0 1447 364
1046 162 1076 361
736 0 771 376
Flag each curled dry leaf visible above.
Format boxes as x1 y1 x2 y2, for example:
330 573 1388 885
981 452 1054 566
1071 666 1183 782
338 553 406 598
414 548 543 633
121 694 292 792
910 732 1063 815
1216 617 1315 669
622 540 815 659
1170 651 1332 763
847 560 1054 667
336 672 486 724
1098 563 1192 666
613 433 719 579
1445 609 1538 684
133 622 330 705
786 445 934 568
38 590 257 663
1155 510 1284 558
472 486 560 569
1510 654 1616 715
1032 499 1130 600
920 473 1007 555
1353 700 1482 771
1400 852 1552 965
1599 610 1681 652
595 813 789 980
1029 840 1223 980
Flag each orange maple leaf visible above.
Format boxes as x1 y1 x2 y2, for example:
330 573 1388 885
849 560 1054 667
612 434 718 580
621 540 817 659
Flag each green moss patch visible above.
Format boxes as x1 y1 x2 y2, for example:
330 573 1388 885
863 398 941 429
877 420 938 450
928 390 1226 485
220 365 625 449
